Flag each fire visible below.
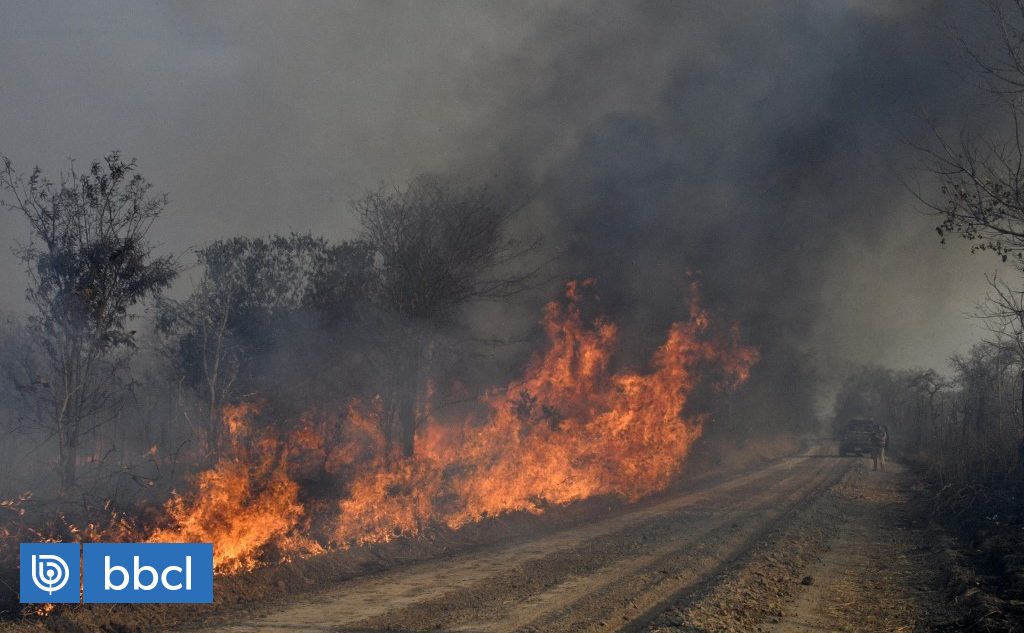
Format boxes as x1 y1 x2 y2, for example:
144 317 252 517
333 280 757 544
146 402 322 572
142 280 757 570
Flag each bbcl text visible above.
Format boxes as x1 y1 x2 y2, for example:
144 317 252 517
83 543 212 603
103 554 194 591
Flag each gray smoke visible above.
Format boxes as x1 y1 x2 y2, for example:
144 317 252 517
447 1 1009 428
0 1 1009 429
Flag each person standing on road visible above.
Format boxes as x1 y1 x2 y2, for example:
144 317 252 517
870 424 887 472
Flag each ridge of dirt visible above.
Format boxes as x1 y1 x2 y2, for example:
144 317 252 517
641 460 960 633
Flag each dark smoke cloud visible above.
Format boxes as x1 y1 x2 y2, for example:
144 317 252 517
0 1 1009 425
452 0 1009 425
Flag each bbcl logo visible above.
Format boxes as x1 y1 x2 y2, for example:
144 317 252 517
20 544 79 603
32 554 71 594
20 543 213 604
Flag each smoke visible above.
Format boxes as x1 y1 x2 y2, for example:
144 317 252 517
446 0 1009 428
0 1 1010 432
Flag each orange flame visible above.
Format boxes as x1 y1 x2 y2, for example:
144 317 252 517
146 401 322 572
144 280 756 570
333 280 757 544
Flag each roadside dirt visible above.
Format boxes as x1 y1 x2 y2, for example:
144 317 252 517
643 460 959 633
928 479 1024 633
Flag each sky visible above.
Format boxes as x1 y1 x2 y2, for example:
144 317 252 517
0 0 1010 380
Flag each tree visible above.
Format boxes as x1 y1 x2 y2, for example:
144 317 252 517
155 264 240 458
0 153 177 493
159 234 320 454
975 272 1024 465
354 175 537 458
908 368 949 450
918 0 1024 475
919 1 1024 262
157 234 377 454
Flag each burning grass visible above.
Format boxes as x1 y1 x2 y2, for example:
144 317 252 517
1 280 758 582
333 280 756 544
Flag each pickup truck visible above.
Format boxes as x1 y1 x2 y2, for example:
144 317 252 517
839 419 876 456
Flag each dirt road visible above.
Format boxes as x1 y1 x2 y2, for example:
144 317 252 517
180 450 962 633
182 449 859 633
765 461 957 633
640 460 959 633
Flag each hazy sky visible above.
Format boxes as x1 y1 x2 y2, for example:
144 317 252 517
0 0 1008 375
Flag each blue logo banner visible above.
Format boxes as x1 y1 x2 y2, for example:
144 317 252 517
82 543 213 603
20 543 81 603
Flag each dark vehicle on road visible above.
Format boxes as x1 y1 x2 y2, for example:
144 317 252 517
839 418 876 456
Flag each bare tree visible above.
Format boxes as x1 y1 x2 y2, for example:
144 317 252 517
915 1 1024 476
909 368 950 450
0 153 177 493
975 272 1024 467
919 1 1024 262
833 358 1021 484
355 175 537 458
156 271 240 457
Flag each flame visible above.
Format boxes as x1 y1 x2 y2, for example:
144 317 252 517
140 280 756 570
146 401 322 572
30 603 56 617
333 280 757 544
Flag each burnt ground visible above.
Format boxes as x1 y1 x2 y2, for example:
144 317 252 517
2 446 1005 633
927 480 1024 633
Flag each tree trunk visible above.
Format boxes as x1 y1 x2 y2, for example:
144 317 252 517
208 400 221 457
59 437 77 494
390 329 424 460
397 386 417 459
1018 370 1024 479
1019 368 1024 440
